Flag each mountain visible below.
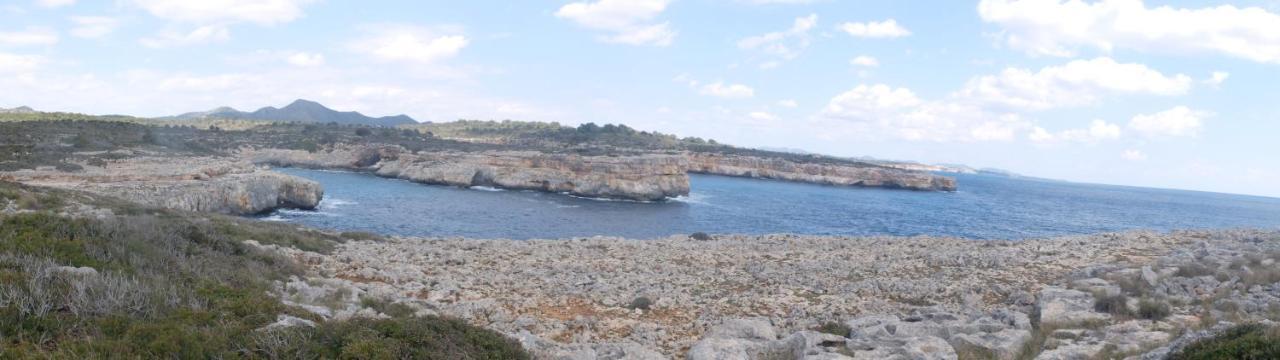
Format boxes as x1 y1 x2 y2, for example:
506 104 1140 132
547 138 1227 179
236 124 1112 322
170 99 416 127
0 106 36 114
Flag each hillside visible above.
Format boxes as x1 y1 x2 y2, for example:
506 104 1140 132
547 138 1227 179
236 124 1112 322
170 99 417 127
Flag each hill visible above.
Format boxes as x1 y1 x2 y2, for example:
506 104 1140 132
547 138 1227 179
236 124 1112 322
170 99 417 127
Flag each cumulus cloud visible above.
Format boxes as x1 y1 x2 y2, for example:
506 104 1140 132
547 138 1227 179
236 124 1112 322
1128 106 1206 138
349 24 468 64
838 19 911 38
850 55 879 67
0 52 43 73
69 16 119 39
286 52 324 67
0 28 59 47
738 14 817 67
1122 149 1148 161
132 0 314 26
978 0 1280 63
698 82 755 99
36 0 74 8
555 0 675 46
748 111 777 121
777 99 798 108
819 57 1193 142
139 25 230 48
957 57 1191 111
1204 71 1229 87
1028 119 1122 143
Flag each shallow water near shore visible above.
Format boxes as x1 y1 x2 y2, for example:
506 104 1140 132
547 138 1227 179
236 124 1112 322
263 168 1280 240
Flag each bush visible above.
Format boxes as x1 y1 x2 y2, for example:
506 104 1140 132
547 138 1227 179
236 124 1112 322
627 296 653 311
1170 324 1280 360
304 316 530 359
814 321 852 337
689 232 712 241
1094 293 1131 317
1137 299 1171 320
355 128 372 136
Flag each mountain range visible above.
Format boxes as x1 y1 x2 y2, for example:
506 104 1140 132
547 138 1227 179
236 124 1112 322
169 99 417 127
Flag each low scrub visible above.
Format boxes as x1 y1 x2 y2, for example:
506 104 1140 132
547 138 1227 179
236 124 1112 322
1170 324 1280 360
0 183 528 358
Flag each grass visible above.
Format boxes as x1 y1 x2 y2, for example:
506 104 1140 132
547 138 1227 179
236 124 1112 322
0 182 528 358
1169 324 1280 360
813 321 851 337
1137 298 1172 320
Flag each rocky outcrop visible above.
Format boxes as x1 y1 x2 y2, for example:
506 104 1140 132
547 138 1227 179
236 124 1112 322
3 157 322 215
687 153 957 191
245 146 690 201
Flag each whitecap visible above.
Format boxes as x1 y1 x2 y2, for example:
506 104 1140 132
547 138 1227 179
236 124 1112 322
470 186 506 192
669 193 711 205
261 215 287 222
320 198 356 210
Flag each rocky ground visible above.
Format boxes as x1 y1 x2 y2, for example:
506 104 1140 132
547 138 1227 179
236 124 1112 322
256 229 1280 359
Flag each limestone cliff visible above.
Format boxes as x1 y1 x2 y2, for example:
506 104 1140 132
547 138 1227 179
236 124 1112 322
245 146 690 201
3 157 322 215
686 153 957 191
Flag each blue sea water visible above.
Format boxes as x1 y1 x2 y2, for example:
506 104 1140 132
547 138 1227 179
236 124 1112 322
262 168 1280 240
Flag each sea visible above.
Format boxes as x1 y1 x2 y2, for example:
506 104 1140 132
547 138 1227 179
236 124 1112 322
260 168 1280 240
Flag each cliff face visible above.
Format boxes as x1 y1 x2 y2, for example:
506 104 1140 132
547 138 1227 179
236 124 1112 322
3 157 322 215
245 146 691 201
687 153 957 191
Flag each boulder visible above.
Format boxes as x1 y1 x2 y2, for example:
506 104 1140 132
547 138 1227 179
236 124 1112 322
949 329 1032 360
1037 287 1109 328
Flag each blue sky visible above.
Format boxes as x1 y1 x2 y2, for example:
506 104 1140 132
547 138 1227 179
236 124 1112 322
2 0 1279 198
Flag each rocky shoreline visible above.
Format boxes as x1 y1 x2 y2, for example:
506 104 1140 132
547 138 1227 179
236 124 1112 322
245 145 956 201
0 155 322 215
258 229 1280 359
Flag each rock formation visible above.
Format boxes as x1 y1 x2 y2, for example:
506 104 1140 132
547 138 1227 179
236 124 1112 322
245 146 691 201
687 153 957 191
3 156 322 214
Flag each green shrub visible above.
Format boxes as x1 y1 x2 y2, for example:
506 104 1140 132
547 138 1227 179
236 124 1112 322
1094 293 1131 317
1170 324 1280 360
1137 299 1171 320
689 232 712 241
627 296 654 311
814 321 852 337
305 316 530 360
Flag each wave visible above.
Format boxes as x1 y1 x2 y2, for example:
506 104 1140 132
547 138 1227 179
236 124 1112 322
469 186 506 192
277 209 338 217
320 198 356 210
669 193 711 205
260 215 287 222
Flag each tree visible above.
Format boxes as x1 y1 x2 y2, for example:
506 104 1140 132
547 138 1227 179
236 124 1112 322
355 128 372 136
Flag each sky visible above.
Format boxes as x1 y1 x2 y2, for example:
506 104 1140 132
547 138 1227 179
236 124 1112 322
2 0 1279 198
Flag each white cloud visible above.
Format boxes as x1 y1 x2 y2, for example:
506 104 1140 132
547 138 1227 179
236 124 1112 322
978 0 1280 63
699 82 755 98
36 0 74 8
1122 149 1148 161
0 28 58 47
1205 71 1229 87
286 52 324 67
1028 119 1122 143
838 19 911 38
349 25 468 64
850 55 879 67
822 84 921 120
777 99 798 108
738 14 817 66
69 16 119 39
0 52 43 73
555 0 675 46
748 111 777 121
139 25 230 48
957 57 1191 111
1128 106 1205 138
152 72 258 92
132 0 314 26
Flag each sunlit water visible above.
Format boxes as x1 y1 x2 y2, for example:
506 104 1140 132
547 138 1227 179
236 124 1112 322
260 168 1280 240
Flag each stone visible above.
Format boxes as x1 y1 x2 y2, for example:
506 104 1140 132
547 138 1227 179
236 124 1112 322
261 314 317 330
1141 266 1159 287
1037 287 1110 328
847 336 957 360
686 153 956 192
949 329 1032 360
704 318 778 341
53 266 98 277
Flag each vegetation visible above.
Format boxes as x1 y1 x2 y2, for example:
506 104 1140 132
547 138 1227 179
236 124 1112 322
0 182 528 358
689 232 713 241
1136 298 1171 320
1169 324 1280 360
814 321 852 337
1094 293 1131 317
626 296 654 311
